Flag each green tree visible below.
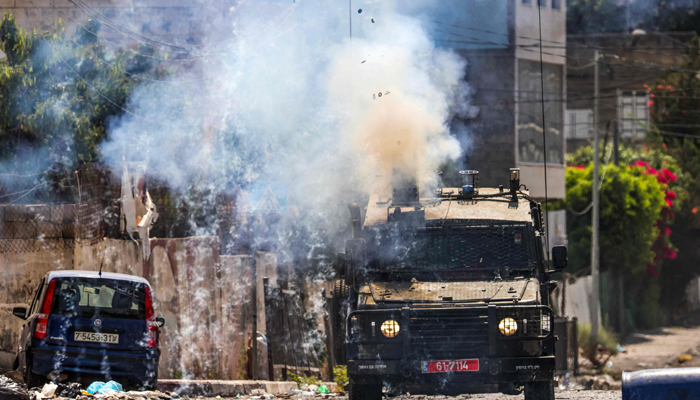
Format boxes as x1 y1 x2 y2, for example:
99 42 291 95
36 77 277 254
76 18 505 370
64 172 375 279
0 12 164 203
563 163 666 276
647 37 700 319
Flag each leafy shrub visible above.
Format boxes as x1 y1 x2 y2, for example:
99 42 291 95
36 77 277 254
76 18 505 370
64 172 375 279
333 365 348 389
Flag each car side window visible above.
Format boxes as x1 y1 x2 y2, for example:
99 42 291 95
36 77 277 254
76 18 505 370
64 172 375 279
29 279 45 316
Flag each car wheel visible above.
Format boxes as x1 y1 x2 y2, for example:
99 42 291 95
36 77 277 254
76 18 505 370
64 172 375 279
349 380 382 400
524 380 555 400
139 378 158 391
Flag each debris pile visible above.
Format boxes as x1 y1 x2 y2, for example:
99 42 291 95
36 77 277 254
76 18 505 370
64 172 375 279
0 375 30 400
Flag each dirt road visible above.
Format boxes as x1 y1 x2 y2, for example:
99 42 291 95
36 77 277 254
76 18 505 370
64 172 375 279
610 325 700 372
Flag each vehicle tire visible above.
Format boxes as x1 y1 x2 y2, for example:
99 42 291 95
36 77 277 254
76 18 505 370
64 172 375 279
349 381 382 400
24 356 45 389
332 279 350 365
524 380 555 400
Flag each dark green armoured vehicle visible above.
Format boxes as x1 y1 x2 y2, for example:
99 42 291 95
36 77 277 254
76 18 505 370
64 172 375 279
331 169 567 400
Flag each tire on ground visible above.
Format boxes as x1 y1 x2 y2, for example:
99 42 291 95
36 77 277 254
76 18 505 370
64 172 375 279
349 381 382 400
332 279 350 365
524 380 555 400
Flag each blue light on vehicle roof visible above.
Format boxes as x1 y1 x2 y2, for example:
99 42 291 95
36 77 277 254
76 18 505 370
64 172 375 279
462 185 474 193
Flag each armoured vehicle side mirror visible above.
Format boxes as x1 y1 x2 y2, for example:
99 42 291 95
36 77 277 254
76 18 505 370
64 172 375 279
345 239 366 287
12 306 27 320
335 253 346 277
155 317 165 328
552 246 568 270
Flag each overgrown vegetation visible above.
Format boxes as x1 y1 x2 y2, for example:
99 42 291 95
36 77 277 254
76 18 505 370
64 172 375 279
288 371 321 387
577 323 619 368
333 365 348 389
0 12 164 203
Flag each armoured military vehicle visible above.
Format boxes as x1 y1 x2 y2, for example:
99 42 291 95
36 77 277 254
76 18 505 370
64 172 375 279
331 168 567 400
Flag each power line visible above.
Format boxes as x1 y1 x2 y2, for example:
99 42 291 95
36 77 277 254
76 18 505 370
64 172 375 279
436 28 700 74
537 0 550 257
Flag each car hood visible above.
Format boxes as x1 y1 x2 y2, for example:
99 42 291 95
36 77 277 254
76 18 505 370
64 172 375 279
366 278 540 304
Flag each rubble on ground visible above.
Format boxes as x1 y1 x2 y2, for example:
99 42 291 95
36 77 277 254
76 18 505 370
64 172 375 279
0 375 30 400
575 374 622 391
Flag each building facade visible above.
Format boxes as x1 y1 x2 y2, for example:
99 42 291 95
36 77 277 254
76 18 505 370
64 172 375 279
438 0 567 199
566 31 698 153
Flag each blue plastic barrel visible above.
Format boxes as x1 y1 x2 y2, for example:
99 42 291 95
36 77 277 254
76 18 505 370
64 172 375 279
622 368 700 400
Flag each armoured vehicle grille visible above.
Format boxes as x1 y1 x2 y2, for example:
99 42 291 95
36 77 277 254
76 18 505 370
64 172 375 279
409 309 489 359
368 224 535 270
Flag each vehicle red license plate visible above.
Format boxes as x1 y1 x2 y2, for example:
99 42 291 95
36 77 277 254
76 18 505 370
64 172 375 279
421 359 479 373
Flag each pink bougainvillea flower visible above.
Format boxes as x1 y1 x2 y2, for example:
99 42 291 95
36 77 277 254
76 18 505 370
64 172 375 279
666 191 677 200
662 168 677 182
646 264 660 277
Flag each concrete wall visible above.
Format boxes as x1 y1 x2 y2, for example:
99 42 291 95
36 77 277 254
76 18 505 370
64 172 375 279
0 235 267 381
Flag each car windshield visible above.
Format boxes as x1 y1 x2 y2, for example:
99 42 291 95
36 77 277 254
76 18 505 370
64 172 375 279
50 278 146 320
366 224 536 271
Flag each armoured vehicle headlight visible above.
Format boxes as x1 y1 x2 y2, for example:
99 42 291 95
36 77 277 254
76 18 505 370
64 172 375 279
499 317 518 336
380 320 400 338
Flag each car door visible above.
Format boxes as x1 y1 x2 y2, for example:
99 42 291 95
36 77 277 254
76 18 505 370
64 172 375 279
19 278 45 369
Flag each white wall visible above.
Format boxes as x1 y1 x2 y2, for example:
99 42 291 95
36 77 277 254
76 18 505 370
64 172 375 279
514 0 567 65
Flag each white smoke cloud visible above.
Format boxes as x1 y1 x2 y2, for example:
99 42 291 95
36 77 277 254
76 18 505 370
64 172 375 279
101 0 470 237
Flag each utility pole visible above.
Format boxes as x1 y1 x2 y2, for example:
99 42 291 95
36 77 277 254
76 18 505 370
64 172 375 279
591 49 601 345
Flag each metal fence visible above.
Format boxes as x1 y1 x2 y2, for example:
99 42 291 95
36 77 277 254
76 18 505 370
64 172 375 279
264 278 323 380
0 163 244 254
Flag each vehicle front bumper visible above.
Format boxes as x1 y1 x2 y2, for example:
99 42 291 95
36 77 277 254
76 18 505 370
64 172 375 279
29 343 159 381
348 355 555 384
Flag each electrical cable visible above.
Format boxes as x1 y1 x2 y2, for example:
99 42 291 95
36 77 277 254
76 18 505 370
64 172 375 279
536 1 550 257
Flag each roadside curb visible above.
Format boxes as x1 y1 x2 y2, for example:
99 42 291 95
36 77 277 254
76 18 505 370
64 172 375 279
158 380 299 396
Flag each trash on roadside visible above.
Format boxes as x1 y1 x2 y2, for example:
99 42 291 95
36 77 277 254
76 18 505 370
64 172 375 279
2 370 24 385
290 389 316 395
0 375 30 400
86 380 123 395
80 390 92 396
606 361 614 368
308 384 318 392
679 354 693 363
250 389 267 395
55 382 82 398
616 344 627 353
317 384 330 393
40 383 58 398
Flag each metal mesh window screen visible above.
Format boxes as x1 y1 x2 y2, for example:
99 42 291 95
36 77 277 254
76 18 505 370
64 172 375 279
368 224 536 270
